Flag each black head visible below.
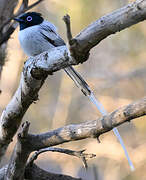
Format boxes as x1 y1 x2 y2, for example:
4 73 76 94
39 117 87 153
14 12 44 30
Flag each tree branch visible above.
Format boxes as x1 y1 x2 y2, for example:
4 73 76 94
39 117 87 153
25 163 82 180
0 0 146 173
28 147 96 169
2 96 144 178
5 121 31 180
0 164 82 180
63 14 73 41
3 95 146 178
69 0 146 62
17 97 146 152
4 121 95 179
0 46 74 162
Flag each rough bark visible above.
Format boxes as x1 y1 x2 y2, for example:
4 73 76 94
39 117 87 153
0 0 146 179
5 122 31 180
0 47 73 161
0 164 82 180
69 0 146 62
22 97 146 151
3 97 146 179
25 164 82 180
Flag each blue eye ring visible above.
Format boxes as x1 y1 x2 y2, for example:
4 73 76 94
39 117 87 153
26 16 32 22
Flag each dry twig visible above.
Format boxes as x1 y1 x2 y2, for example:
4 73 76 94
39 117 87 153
28 147 96 169
63 14 73 42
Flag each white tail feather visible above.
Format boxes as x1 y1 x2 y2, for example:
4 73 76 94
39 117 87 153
64 66 134 171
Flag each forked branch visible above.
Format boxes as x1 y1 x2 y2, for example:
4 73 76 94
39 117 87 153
0 0 146 170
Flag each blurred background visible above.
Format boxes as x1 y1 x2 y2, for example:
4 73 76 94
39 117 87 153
0 0 146 179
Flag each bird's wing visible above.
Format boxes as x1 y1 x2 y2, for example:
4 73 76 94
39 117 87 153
40 22 91 96
40 21 65 47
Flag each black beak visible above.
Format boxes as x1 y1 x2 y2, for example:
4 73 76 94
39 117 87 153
14 18 24 23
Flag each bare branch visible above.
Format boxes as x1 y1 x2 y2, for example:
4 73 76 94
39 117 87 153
5 121 31 180
0 0 146 170
0 46 73 161
0 46 146 163
3 96 144 178
20 97 146 152
69 0 146 62
63 14 73 41
0 164 82 180
28 147 96 169
5 121 94 179
25 163 82 180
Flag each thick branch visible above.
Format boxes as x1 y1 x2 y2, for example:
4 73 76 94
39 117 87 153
21 97 146 151
0 164 82 180
70 0 146 61
4 96 145 179
25 163 82 180
0 47 74 161
2 96 143 179
5 122 31 180
0 0 146 173
5 93 145 179
4 121 94 179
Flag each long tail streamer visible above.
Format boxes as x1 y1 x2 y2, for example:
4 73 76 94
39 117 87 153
88 92 135 171
64 66 134 171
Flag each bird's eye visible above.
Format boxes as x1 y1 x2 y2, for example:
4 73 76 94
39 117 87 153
26 16 32 22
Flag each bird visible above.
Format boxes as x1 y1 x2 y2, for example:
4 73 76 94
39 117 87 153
14 12 134 170
14 12 91 96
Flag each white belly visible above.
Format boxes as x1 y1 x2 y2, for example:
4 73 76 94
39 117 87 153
18 25 54 56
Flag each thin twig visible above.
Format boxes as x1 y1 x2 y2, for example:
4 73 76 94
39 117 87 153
63 14 73 42
28 147 96 169
63 13 89 63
